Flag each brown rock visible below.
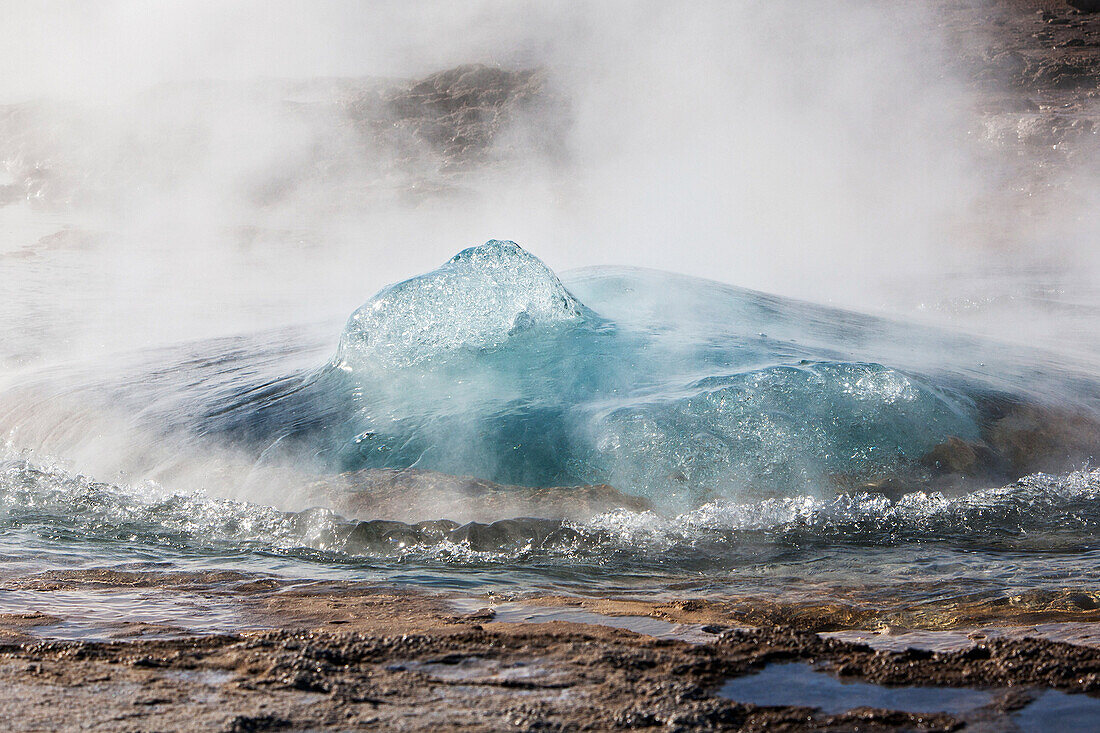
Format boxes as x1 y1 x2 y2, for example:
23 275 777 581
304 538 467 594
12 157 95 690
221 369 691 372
985 404 1100 476
920 436 1001 477
315 467 651 524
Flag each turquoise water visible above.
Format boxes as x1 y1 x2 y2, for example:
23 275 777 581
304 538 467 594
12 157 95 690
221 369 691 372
0 241 1098 610
126 240 1078 508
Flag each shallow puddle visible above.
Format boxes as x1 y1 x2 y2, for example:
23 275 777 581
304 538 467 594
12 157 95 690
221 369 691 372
162 669 238 686
719 662 1100 728
0 588 246 641
820 629 978 653
451 598 720 643
823 621 1100 653
1013 689 1100 732
398 655 567 685
718 662 996 716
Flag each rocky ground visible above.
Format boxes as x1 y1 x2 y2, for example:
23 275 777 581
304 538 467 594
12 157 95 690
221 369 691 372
0 570 1099 732
5 2 1100 731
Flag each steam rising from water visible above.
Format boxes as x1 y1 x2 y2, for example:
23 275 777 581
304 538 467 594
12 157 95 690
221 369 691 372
3 0 1098 369
1 1 1099 603
2 238 1095 523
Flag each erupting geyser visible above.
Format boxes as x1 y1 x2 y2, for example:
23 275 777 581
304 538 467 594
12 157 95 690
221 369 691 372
254 239 987 511
336 240 588 371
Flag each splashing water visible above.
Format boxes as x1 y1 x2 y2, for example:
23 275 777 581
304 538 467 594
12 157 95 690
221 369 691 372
191 240 1013 512
1 239 1099 613
336 240 587 370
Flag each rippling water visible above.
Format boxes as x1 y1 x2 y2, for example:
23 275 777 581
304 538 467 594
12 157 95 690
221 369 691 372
2 237 1099 625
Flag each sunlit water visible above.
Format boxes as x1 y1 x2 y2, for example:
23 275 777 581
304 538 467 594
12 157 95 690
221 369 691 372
0 233 1096 635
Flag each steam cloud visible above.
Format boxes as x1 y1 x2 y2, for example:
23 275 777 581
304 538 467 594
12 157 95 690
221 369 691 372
3 1 1096 364
1 1 1098 507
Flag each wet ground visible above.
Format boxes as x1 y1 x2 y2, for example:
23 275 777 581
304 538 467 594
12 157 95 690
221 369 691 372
4 2 1100 730
0 568 1096 731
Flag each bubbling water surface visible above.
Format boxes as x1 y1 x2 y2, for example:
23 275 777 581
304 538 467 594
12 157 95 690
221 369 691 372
1 240 1099 619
